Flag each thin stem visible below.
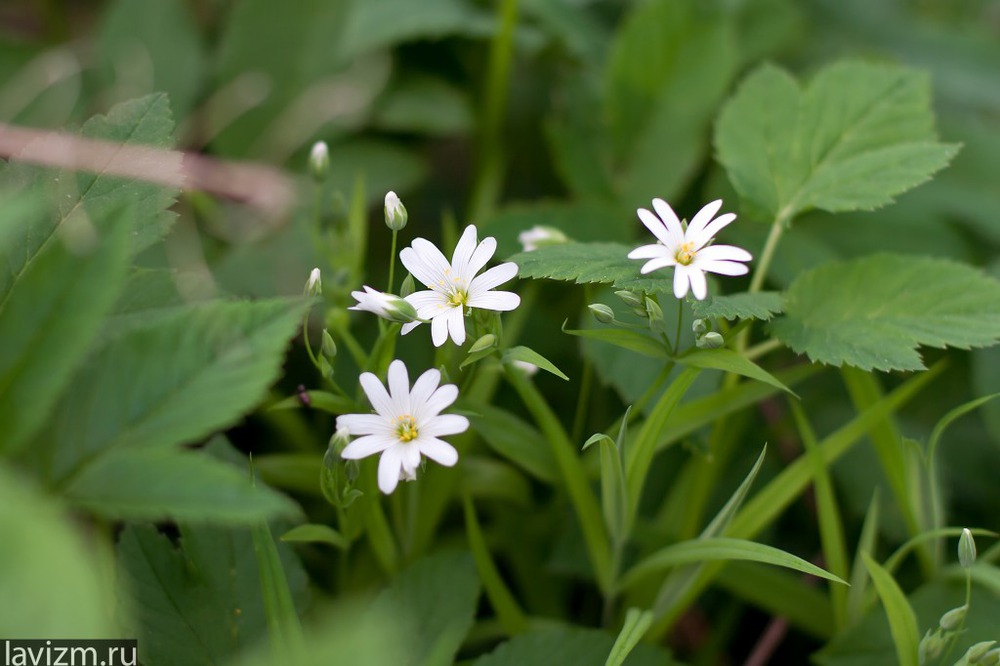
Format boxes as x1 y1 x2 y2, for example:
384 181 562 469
744 338 783 361
387 229 398 294
302 312 320 369
749 218 786 293
673 299 684 355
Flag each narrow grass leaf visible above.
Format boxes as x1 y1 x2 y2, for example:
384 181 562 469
504 345 569 380
861 553 919 666
463 496 528 636
280 524 350 550
605 607 654 666
846 490 881 625
563 322 670 359
676 349 793 395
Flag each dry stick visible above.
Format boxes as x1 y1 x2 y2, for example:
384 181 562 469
0 122 297 216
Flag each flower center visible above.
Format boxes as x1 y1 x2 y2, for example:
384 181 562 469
395 415 419 442
447 288 469 307
675 241 697 266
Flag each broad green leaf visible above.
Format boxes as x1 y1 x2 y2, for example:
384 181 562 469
692 291 784 321
0 205 129 455
503 345 569 380
117 522 308 666
605 608 654 666
563 323 669 359
463 497 528 637
62 447 299 524
280 524 350 550
0 462 115 636
771 254 1000 370
467 401 559 483
368 551 480 666
715 60 959 224
860 554 919 666
474 627 676 666
38 299 309 482
622 537 845 589
676 349 793 394
509 243 674 295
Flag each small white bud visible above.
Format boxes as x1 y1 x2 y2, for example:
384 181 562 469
588 303 616 324
309 141 329 181
960 528 977 569
939 605 967 631
349 286 419 323
306 267 322 296
518 225 568 252
384 191 408 231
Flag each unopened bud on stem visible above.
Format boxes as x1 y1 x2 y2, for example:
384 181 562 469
384 191 408 231
309 141 329 181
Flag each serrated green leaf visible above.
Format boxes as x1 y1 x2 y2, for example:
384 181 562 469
62 447 299 524
0 204 130 456
503 345 569 380
676 349 793 395
563 321 670 359
860 553 919 666
509 242 674 294
280 524 350 550
622 537 846 589
692 291 784 321
716 60 959 223
36 299 309 483
771 253 1000 370
117 522 307 666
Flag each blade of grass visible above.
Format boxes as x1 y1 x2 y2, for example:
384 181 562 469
861 552 919 666
605 608 654 666
251 519 305 663
846 490 881 625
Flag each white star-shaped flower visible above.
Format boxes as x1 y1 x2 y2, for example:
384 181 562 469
400 225 520 347
337 360 468 494
349 286 419 323
627 198 752 300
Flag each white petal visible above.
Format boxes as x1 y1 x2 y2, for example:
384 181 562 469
377 446 404 494
627 244 668 260
401 320 421 335
640 256 676 274
420 384 459 419
468 236 498 277
342 434 394 460
420 414 469 437
359 372 394 417
445 306 466 345
651 199 685 245
450 225 479 278
468 290 520 312
692 213 737 247
336 414 390 436
699 259 750 276
387 360 410 414
402 442 421 474
637 207 675 246
696 244 753 263
688 267 708 300
469 262 518 294
686 199 724 239
673 265 692 299
409 368 442 416
401 240 451 290
431 310 450 347
417 437 459 467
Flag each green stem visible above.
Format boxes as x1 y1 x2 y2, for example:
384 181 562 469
744 338 783 361
302 312 320 370
673 299 684 355
749 218 786 294
387 229 399 294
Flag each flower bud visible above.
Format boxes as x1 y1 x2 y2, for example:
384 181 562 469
469 334 496 353
696 331 725 349
349 286 419 323
963 641 997 663
919 629 945 663
589 303 616 325
615 290 644 309
939 605 967 631
644 296 663 325
980 648 1000 666
305 267 322 296
692 318 709 335
319 355 334 380
960 528 977 569
399 273 416 297
518 225 568 252
321 329 337 360
384 191 408 231
326 427 351 461
309 141 329 181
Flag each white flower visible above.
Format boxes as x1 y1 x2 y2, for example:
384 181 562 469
349 286 419 323
337 360 468 494
518 225 568 252
384 191 408 231
400 225 520 347
306 267 322 295
627 199 752 300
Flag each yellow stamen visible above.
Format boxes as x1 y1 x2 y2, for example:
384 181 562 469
395 415 419 442
675 241 696 266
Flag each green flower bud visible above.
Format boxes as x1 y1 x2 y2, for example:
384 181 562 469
305 267 322 296
615 290 644 309
696 331 725 349
980 648 1000 666
919 629 945 663
399 273 416 298
309 141 329 181
589 303 616 325
469 334 497 353
960 528 977 569
692 318 709 335
321 329 337 360
384 191 408 231
963 641 997 663
644 297 663 325
319 355 334 380
939 605 967 631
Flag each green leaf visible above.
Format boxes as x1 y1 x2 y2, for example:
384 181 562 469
509 243 674 295
0 205 130 455
463 497 528 637
622 537 846 589
269 390 362 415
846 491 881 626
62 447 299 524
372 76 473 135
474 627 676 666
676 349 793 395
860 553 919 666
0 462 115 636
467 402 559 483
605 608 655 666
252 519 305 663
503 345 569 380
771 253 1000 370
117 522 308 665
280 524 350 550
563 322 670 359
37 299 309 483
692 291 784 321
369 552 480 666
715 60 959 223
